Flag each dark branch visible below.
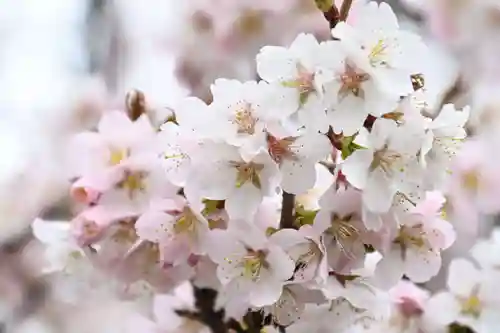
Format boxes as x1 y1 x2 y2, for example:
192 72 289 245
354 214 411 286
339 0 353 21
280 191 296 229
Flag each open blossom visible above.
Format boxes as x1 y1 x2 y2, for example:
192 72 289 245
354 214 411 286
342 119 424 213
187 142 280 219
68 110 158 184
374 191 455 288
269 225 327 284
425 259 500 333
135 195 210 265
313 186 368 274
266 128 331 195
206 227 295 307
332 2 426 97
209 78 296 158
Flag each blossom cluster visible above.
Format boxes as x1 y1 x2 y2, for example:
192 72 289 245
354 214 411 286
31 1 476 332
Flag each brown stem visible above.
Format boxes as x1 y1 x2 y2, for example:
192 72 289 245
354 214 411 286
280 192 296 229
339 0 354 21
323 5 340 30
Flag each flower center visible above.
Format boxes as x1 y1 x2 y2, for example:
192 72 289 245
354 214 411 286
394 225 426 248
283 63 316 105
338 62 370 99
118 171 147 198
460 293 482 318
370 146 403 174
109 148 129 166
230 161 264 189
233 102 258 134
266 133 297 164
173 207 197 234
368 39 388 66
241 249 267 281
462 170 479 191
329 214 360 255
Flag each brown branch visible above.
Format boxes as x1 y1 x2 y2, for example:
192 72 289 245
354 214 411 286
279 192 296 229
339 0 353 21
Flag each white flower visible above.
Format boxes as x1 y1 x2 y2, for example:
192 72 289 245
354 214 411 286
209 79 295 159
206 228 295 307
332 1 426 98
342 119 423 213
313 186 368 273
425 259 500 333
266 128 331 195
269 226 327 284
187 142 280 219
256 33 325 108
320 40 400 136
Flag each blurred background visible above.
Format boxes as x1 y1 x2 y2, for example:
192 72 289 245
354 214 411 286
0 0 499 331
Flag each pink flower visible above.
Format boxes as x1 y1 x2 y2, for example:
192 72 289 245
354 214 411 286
135 196 210 266
374 191 455 288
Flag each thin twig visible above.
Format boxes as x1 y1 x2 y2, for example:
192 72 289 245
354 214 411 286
279 192 296 229
339 0 353 21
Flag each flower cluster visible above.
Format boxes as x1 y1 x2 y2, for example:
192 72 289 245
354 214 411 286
32 1 474 332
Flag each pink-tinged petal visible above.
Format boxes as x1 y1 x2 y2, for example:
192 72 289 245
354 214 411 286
161 237 192 265
67 132 109 178
135 210 170 243
341 149 372 189
373 249 404 289
412 191 446 216
71 168 124 203
98 110 134 142
428 219 456 250
404 249 441 283
447 259 480 297
206 229 246 264
250 278 284 307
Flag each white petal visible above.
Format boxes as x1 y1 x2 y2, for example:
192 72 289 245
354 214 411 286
341 149 373 189
363 168 396 213
373 249 404 289
447 259 480 297
256 46 296 82
281 160 317 195
423 292 460 326
266 245 296 282
404 249 441 283
225 183 262 219
250 278 284 307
